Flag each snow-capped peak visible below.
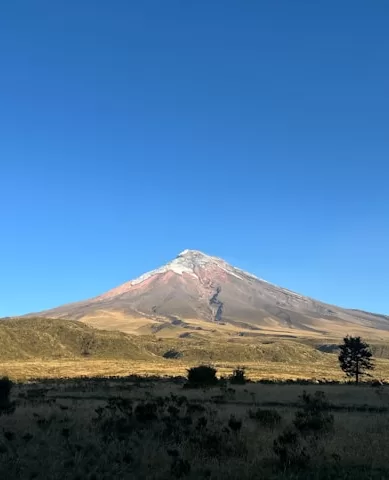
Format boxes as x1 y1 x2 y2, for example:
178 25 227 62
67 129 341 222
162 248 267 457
121 250 232 288
95 249 266 300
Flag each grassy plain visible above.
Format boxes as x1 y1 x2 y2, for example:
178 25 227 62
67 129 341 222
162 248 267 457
2 376 389 479
3 357 389 382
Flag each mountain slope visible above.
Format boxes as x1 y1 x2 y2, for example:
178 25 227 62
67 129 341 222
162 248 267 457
30 250 389 338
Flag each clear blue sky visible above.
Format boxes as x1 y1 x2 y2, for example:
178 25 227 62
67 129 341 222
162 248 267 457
1 1 388 317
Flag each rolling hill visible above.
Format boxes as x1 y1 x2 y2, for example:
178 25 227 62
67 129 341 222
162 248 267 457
0 317 153 361
0 317 334 364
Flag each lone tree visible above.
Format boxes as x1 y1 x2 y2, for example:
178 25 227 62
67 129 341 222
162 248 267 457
338 336 374 384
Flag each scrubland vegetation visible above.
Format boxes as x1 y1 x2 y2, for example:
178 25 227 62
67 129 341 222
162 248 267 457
2 368 389 479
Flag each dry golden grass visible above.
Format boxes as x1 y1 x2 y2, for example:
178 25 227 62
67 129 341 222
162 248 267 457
3 357 389 382
79 309 389 341
81 310 157 334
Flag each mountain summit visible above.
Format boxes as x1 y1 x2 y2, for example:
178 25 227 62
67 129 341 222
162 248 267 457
32 250 389 338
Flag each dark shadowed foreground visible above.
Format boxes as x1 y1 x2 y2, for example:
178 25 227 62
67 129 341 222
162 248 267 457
2 375 389 479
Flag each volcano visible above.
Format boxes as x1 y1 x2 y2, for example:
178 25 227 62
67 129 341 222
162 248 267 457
31 250 389 338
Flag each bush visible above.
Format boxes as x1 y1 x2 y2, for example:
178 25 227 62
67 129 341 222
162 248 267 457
80 334 96 356
293 391 334 435
273 390 334 469
0 377 12 404
249 408 282 428
371 380 384 387
229 367 246 385
0 377 14 415
273 429 310 468
134 402 158 422
163 349 183 359
186 365 218 387
171 457 191 478
228 415 242 432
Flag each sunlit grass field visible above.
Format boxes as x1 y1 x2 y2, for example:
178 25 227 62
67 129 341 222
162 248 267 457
3 357 389 382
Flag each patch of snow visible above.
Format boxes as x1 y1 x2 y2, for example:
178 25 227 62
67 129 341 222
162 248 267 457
231 266 271 284
130 258 196 285
176 249 272 284
217 264 245 280
113 249 276 291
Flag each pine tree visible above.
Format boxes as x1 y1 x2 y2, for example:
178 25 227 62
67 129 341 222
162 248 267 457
338 336 374 384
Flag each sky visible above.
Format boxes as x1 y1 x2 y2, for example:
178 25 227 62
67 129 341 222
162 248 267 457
0 1 388 317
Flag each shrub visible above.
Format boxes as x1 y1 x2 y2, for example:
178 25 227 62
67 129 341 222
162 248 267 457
186 365 218 387
219 376 228 388
229 367 246 385
171 457 191 478
228 415 242 432
0 377 12 404
80 334 96 356
0 377 15 415
168 405 180 417
187 403 206 414
371 380 384 387
273 429 310 468
170 394 188 407
293 391 334 435
163 349 183 359
106 397 133 415
196 416 207 430
134 402 158 422
273 390 334 469
249 408 282 428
